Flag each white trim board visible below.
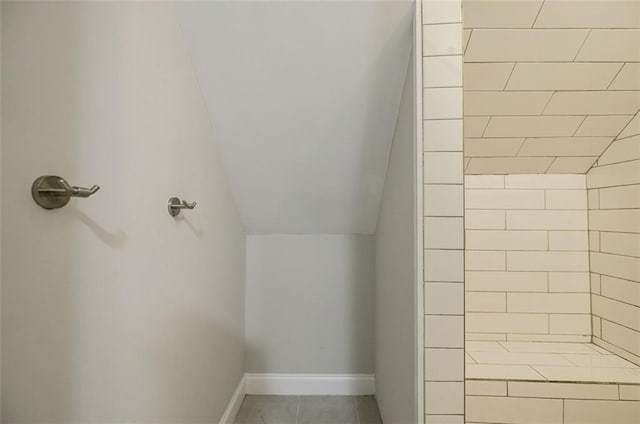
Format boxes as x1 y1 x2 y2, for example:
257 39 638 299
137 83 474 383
219 375 246 424
244 374 376 396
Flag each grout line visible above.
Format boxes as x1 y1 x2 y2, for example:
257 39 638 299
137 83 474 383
501 63 518 90
572 29 592 61
531 0 546 29
571 116 589 136
605 63 626 90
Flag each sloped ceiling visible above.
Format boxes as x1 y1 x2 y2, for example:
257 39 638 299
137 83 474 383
462 0 640 174
177 1 413 234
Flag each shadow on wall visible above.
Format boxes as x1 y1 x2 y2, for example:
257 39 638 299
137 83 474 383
2 2 246 422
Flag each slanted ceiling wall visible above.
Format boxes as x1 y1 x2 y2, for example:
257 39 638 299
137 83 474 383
462 0 640 174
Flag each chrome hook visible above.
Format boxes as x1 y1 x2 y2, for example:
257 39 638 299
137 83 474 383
168 197 197 217
32 175 100 209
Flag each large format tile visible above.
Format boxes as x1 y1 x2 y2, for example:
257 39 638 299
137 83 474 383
533 365 640 384
298 396 357 424
499 342 598 354
234 396 298 424
466 364 545 380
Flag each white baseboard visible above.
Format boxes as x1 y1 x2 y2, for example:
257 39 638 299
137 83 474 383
219 375 246 424
244 373 375 396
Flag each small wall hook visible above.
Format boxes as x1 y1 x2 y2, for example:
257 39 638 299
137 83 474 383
168 197 197 217
32 175 100 209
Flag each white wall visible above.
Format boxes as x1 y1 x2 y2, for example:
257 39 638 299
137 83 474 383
245 235 374 374
374 55 416 423
1 3 245 422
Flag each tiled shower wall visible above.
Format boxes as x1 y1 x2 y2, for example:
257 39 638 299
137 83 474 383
587 117 640 365
421 0 464 423
464 175 591 343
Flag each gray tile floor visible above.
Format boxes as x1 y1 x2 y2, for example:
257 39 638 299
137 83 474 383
234 395 383 424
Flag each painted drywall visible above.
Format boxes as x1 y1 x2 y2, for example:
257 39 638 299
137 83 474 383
465 174 591 342
1 3 245 422
587 117 640 365
374 54 416 423
245 234 374 374
177 1 413 234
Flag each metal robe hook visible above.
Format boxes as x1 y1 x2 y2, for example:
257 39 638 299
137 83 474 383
168 197 197 217
32 175 100 209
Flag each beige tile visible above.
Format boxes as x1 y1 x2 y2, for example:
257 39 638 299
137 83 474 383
424 152 464 184
592 295 640 332
465 157 554 174
547 157 599 174
591 273 602 295
465 210 506 229
594 336 640 365
601 275 640 308
465 29 589 62
598 135 640 166
425 414 463 424
565 399 640 424
546 190 588 210
600 233 640 258
423 55 462 88
466 364 545 380
507 210 588 230
544 91 640 115
465 251 505 271
466 292 506 313
506 63 622 91
600 320 640 358
422 0 461 25
466 313 548 334
593 316 602 338
508 334 592 343
466 353 476 364
534 366 640 384
463 29 472 53
424 382 464 415
591 251 640 282
563 354 637 368
620 385 640 401
469 351 573 366
464 91 553 116
506 174 586 189
425 348 464 381
619 114 640 140
425 185 464 217
425 315 464 348
549 231 589 251
424 88 463 119
466 396 563 424
465 271 548 292
508 381 619 400
576 29 640 62
464 138 523 157
508 293 590 313
465 380 507 396
424 119 463 152
463 63 514 91
588 189 600 209
425 282 464 315
425 217 464 249
599 184 640 209
466 332 507 341
548 272 590 293
466 230 547 251
464 175 504 189
518 137 612 157
535 0 640 28
550 314 592 335
575 115 635 137
589 210 640 233
610 63 640 90
423 23 463 56
484 116 584 138
424 249 464 282
507 251 589 272
466 189 545 209
466 341 508 352
589 231 601 252
587 160 640 189
501 341 599 354
463 116 489 137
463 0 543 28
